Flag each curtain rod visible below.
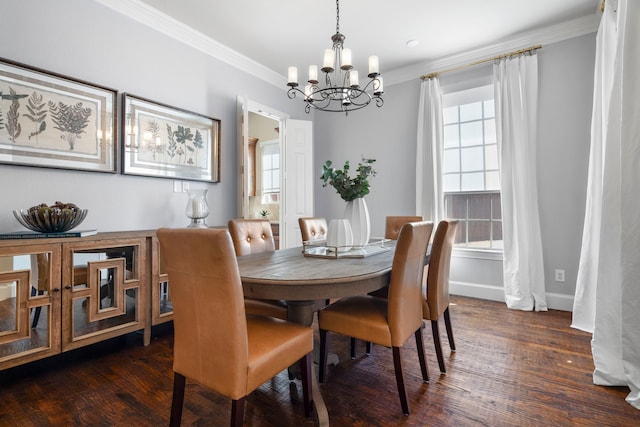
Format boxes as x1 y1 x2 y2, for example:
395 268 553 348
420 44 542 80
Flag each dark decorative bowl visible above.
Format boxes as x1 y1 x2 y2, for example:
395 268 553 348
13 207 88 233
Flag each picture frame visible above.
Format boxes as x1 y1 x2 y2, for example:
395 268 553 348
122 94 220 182
0 58 117 173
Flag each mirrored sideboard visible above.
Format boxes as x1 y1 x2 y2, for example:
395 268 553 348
0 230 172 371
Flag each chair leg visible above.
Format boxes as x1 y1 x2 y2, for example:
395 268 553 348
431 320 446 373
169 372 186 427
299 353 313 417
230 398 246 427
414 326 429 382
444 307 455 351
392 346 410 416
350 337 356 359
31 287 44 328
365 341 372 355
319 329 329 383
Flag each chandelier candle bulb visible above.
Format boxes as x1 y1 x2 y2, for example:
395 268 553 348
349 70 359 88
308 65 318 83
322 49 335 72
287 67 298 86
341 48 352 69
368 55 379 77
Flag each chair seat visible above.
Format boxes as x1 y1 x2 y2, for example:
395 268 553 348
245 314 313 394
319 296 392 347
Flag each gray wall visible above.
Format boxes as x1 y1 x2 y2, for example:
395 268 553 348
1 0 596 309
314 34 597 308
0 0 306 233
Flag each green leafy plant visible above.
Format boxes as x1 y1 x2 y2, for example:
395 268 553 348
259 209 269 218
320 157 376 202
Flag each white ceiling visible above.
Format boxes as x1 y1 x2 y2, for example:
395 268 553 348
108 0 602 84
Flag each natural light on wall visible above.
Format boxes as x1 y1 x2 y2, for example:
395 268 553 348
442 84 502 250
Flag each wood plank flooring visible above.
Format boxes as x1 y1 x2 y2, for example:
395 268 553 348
1 296 638 426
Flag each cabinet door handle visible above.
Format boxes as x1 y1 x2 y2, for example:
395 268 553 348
53 287 61 292
64 285 72 290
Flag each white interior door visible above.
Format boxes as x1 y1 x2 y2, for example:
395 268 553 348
281 119 314 249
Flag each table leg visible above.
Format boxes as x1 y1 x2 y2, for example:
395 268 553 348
287 300 331 427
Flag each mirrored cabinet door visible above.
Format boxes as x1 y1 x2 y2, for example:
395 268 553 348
151 236 172 325
61 238 147 351
0 244 61 368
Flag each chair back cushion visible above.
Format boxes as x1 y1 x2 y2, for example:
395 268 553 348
298 217 328 243
157 228 249 396
385 216 423 240
228 219 275 256
423 220 458 320
387 221 433 346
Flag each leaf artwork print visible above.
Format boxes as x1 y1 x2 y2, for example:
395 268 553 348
6 87 23 142
48 101 92 150
23 91 47 140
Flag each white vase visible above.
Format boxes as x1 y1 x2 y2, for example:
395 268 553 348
344 198 370 246
327 219 353 252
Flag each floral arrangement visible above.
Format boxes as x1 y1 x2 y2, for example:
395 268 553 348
320 157 376 202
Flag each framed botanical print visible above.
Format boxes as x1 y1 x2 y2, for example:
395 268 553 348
0 58 117 173
122 94 220 182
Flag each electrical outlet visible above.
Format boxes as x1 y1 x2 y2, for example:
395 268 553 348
555 269 565 282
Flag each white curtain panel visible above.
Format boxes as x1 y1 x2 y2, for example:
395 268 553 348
573 0 640 409
493 54 547 311
416 78 444 222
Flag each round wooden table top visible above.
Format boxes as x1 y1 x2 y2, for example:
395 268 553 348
236 245 396 301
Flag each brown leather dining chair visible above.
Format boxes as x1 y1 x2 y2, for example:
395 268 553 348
298 217 328 243
157 228 314 427
385 216 423 240
318 221 434 415
423 219 458 373
228 219 288 320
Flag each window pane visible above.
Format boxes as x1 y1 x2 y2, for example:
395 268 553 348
273 170 280 190
460 146 483 171
460 101 482 121
444 149 460 173
460 121 483 146
468 193 491 219
484 99 495 118
443 124 459 148
485 144 498 169
486 171 500 190
484 118 496 143
272 154 279 169
467 220 492 248
461 172 484 191
443 174 460 192
443 106 458 124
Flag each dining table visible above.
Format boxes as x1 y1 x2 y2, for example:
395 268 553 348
236 241 397 426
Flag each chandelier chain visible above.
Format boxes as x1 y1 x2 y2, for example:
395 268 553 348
335 0 340 34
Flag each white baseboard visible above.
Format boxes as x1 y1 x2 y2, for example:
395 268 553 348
450 281 575 312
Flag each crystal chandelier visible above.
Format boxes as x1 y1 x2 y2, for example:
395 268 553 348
286 0 384 114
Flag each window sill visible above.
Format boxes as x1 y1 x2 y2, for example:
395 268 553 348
452 247 503 261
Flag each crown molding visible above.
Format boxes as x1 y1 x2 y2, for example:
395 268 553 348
95 0 286 89
96 0 599 90
386 12 601 86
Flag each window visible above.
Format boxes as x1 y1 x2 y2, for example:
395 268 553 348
260 141 279 204
442 85 502 250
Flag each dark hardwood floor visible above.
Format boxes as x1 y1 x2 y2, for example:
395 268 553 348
1 296 638 426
